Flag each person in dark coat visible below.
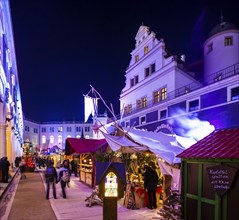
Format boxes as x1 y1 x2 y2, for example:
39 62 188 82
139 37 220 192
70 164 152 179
1 157 10 183
144 162 159 209
45 162 58 199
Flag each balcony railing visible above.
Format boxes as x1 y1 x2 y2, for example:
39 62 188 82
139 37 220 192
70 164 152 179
122 62 239 117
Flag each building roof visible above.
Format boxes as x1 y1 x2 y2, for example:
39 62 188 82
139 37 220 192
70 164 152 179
208 21 238 37
177 128 239 159
65 138 108 155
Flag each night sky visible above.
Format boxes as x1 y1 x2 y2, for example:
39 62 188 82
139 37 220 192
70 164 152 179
9 0 239 122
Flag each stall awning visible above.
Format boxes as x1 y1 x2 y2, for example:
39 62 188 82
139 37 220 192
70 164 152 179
65 138 108 155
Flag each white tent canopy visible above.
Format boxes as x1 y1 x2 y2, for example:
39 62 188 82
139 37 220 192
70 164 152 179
101 127 196 165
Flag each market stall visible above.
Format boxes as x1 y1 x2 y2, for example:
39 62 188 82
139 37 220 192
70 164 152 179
65 138 108 188
177 128 239 220
101 126 188 209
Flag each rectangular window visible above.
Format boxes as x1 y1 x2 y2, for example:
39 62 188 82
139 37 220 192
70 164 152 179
142 97 147 108
50 127 54 132
34 128 38 133
130 78 134 87
161 87 167 100
140 116 146 124
85 127 90 132
128 104 132 113
136 99 142 109
76 127 81 132
231 86 239 101
151 63 155 73
188 99 199 112
153 91 160 103
134 75 139 84
160 109 167 119
144 46 148 55
58 127 62 132
224 36 233 46
42 127 46 133
145 67 150 78
135 55 139 62
67 127 72 132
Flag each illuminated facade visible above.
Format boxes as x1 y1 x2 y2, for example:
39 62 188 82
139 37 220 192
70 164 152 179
23 119 95 152
120 22 239 135
0 0 24 162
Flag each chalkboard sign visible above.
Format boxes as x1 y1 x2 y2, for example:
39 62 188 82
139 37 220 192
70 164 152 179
207 165 237 197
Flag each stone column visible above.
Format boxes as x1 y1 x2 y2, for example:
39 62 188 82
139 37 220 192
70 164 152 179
0 123 7 158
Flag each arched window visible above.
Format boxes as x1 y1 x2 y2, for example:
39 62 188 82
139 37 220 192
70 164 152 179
50 135 54 144
105 171 118 197
42 135 46 144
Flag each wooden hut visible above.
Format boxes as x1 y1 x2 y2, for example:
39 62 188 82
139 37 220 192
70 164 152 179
177 128 239 220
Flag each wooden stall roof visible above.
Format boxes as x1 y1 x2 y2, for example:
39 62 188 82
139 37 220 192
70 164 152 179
177 128 239 159
65 138 108 155
95 162 126 185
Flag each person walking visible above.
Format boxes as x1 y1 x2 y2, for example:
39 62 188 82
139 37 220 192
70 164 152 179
144 161 159 209
57 160 70 199
19 157 27 179
45 162 58 199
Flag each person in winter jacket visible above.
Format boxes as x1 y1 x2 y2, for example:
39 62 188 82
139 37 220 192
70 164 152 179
45 162 58 199
57 160 70 199
144 162 159 209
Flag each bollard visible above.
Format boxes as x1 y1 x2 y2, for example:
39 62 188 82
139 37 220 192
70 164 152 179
103 197 117 220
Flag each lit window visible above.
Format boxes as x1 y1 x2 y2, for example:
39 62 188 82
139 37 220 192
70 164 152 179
142 97 147 108
76 135 81 138
144 46 149 55
161 87 167 100
153 91 160 103
58 127 62 132
135 55 139 62
42 135 46 144
224 36 233 46
188 99 199 112
231 86 239 101
128 104 132 113
67 135 71 138
58 135 62 144
136 99 142 109
105 172 118 197
50 135 54 144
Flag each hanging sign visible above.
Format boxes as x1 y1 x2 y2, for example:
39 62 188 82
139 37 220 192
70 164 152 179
207 165 237 197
